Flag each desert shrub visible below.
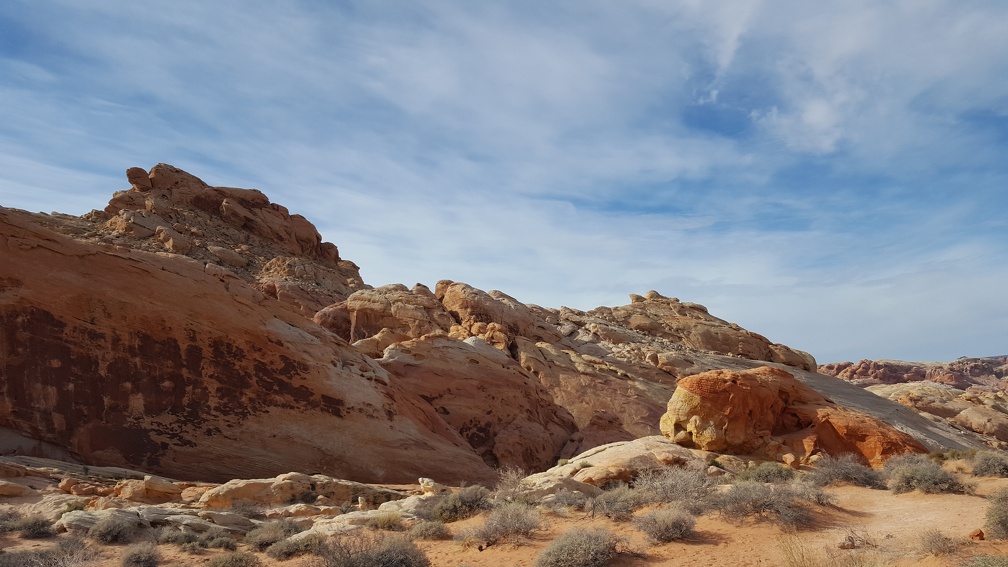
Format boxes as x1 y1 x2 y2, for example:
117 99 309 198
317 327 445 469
408 519 451 541
805 454 886 488
586 483 641 521
0 510 22 532
433 485 489 522
366 511 405 531
471 502 540 545
180 541 205 554
206 551 263 567
712 482 813 527
886 454 974 494
229 500 266 520
985 487 1008 539
964 556 1008 567
205 536 237 550
916 528 962 555
534 527 622 567
88 515 137 543
738 462 796 483
311 532 430 567
0 537 101 567
244 518 304 550
633 507 696 542
17 515 55 539
633 465 717 512
542 487 589 512
973 452 1008 477
790 481 836 507
265 533 326 560
154 526 199 545
493 465 528 502
122 542 160 567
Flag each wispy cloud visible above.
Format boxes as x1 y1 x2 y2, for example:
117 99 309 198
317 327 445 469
1 0 1006 362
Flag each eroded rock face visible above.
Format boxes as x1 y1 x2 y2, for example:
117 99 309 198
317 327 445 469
660 367 927 466
867 382 1008 447
0 204 493 484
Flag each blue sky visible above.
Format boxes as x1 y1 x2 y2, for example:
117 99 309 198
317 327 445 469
2 1 1006 363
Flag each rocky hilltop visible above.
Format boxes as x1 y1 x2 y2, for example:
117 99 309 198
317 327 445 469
0 165 986 484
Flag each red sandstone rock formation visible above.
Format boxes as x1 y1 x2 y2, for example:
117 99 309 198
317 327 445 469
660 367 927 466
820 358 1007 390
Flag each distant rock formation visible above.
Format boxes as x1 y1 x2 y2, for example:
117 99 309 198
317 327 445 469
0 164 980 483
821 358 1008 448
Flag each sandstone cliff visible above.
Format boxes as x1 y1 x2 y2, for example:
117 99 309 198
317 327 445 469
0 164 986 483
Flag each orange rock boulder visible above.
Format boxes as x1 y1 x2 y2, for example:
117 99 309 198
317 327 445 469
660 367 927 466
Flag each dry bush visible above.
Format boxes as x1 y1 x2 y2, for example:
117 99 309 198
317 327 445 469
805 454 885 489
916 528 962 555
265 533 326 560
633 507 696 542
534 527 622 567
712 482 814 528
738 462 796 483
586 483 642 521
433 485 490 522
543 488 588 511
0 537 102 567
87 516 137 544
779 534 888 567
633 465 717 513
228 500 266 520
985 487 1008 539
206 551 263 567
0 510 22 532
469 502 540 546
963 556 1008 567
122 542 159 567
408 519 451 541
17 515 55 539
973 452 1008 477
308 532 430 567
244 518 304 551
790 482 836 507
885 454 974 494
493 466 528 502
365 511 405 531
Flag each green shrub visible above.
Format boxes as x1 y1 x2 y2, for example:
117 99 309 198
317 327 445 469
433 485 489 522
472 502 540 545
973 452 1008 477
805 454 886 488
985 488 1008 539
87 515 137 543
16 515 55 539
712 482 814 527
586 483 641 521
244 519 304 551
206 551 263 567
738 462 796 483
885 454 974 494
534 527 622 567
122 542 159 567
633 507 696 542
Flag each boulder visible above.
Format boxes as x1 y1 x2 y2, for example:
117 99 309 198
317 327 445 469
660 366 928 466
0 479 31 497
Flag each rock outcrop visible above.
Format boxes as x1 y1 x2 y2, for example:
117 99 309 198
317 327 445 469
867 382 1008 448
820 358 1007 391
660 367 928 466
0 163 978 484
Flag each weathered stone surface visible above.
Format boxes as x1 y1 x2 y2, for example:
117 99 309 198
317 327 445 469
378 334 578 472
55 508 147 533
530 436 715 487
196 510 256 531
0 205 493 484
198 473 406 509
820 358 1007 390
0 479 31 497
660 367 928 466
